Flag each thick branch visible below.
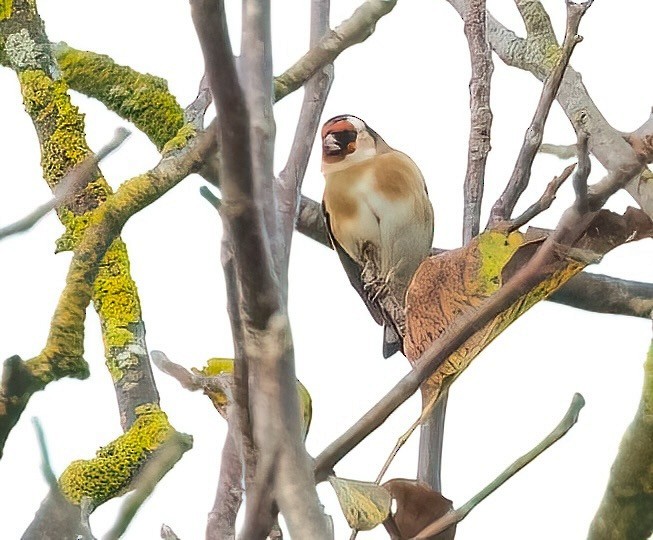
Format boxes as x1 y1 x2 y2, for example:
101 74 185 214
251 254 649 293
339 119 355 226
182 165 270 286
588 335 653 539
104 433 192 540
462 0 493 243
549 273 653 319
1 126 212 461
53 44 185 150
191 1 331 537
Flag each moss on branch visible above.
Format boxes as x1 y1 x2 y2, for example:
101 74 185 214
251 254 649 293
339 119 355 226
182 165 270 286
54 44 185 150
58 404 191 506
588 339 653 539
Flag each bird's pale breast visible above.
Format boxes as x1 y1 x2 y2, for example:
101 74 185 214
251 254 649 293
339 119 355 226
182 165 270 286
323 151 433 294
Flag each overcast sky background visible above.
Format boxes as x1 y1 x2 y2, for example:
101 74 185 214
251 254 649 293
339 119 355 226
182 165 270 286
1 1 652 538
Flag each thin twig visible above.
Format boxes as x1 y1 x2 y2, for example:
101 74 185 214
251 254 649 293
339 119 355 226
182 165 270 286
278 0 333 275
503 163 576 232
150 350 232 402
540 143 577 159
412 393 586 539
377 416 421 485
199 185 222 212
184 74 212 128
274 0 397 101
448 0 651 219
32 418 57 490
161 524 181 540
0 128 130 241
462 0 493 243
488 1 592 226
573 131 590 212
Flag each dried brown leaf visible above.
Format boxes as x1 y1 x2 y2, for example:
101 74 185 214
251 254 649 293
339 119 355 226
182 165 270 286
382 479 455 540
328 476 391 531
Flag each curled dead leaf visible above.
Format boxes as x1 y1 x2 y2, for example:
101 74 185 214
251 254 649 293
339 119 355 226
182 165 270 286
328 476 391 531
382 479 455 540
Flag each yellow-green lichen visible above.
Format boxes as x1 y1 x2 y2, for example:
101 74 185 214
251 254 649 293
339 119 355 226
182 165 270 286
543 42 562 71
58 404 174 505
162 123 197 155
55 208 92 253
19 69 92 185
54 44 185 150
0 0 12 21
94 240 142 362
475 230 524 294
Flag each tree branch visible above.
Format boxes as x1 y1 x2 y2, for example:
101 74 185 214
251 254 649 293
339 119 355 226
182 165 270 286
413 393 585 539
278 0 333 278
104 433 192 540
53 43 185 150
273 0 397 101
502 163 576 233
191 1 331 537
540 142 577 159
488 0 591 226
0 124 211 456
462 0 493 243
206 424 243 540
548 273 653 319
448 0 653 220
588 333 653 539
0 128 130 242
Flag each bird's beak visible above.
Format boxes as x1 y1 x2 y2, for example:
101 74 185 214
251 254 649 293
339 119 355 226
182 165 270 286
323 133 342 156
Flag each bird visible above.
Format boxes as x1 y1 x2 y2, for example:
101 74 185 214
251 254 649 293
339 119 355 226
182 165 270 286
321 114 434 358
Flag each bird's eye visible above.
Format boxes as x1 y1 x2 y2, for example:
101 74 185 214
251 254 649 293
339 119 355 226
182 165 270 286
333 130 357 146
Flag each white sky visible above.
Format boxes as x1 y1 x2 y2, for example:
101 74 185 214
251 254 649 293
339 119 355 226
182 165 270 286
0 1 652 539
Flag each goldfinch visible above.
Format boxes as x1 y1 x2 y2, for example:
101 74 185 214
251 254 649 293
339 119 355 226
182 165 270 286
321 114 434 357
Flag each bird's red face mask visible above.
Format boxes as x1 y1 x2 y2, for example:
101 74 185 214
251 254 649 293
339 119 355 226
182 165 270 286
322 120 358 163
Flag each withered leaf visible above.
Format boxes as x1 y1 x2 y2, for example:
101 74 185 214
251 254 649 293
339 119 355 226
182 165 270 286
328 476 391 531
405 206 653 406
382 479 455 540
193 358 312 438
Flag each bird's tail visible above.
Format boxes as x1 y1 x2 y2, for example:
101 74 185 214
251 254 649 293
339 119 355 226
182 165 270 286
382 324 402 358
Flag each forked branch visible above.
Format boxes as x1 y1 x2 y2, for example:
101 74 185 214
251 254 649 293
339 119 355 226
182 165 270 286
488 0 592 226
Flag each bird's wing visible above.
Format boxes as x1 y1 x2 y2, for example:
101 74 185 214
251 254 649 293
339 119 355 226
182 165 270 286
322 201 384 326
